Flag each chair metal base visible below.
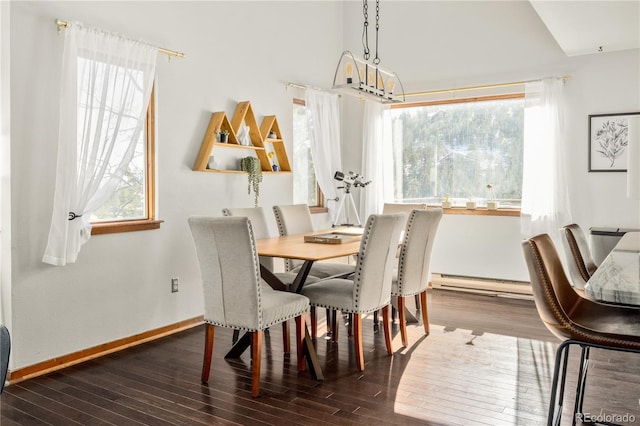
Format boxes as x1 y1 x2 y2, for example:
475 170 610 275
549 339 640 426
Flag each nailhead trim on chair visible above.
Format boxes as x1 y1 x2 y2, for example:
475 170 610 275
395 211 415 294
353 216 375 308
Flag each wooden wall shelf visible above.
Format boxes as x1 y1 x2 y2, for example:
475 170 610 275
193 101 291 173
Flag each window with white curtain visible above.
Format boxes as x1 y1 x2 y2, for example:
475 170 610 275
83 58 155 224
292 99 324 209
387 94 525 208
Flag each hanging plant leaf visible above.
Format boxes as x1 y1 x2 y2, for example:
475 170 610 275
240 156 262 207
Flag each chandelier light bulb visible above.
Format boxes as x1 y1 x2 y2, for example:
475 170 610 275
345 62 354 84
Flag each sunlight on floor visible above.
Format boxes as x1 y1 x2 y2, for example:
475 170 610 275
393 323 557 425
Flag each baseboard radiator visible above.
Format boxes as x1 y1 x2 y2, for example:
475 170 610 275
431 273 532 298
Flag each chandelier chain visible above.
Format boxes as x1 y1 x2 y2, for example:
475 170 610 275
373 0 380 64
362 0 370 60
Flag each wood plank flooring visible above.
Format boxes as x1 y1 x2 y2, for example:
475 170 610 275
2 289 640 425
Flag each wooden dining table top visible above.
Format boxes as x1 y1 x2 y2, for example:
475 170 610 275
256 228 363 261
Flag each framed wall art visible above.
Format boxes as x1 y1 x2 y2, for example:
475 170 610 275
588 112 640 172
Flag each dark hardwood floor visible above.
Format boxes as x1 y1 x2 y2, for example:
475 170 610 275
2 289 640 425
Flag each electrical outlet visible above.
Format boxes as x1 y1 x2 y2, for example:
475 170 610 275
171 278 179 293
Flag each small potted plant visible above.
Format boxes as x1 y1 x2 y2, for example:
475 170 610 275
486 184 498 210
441 195 452 209
218 129 229 143
466 197 477 210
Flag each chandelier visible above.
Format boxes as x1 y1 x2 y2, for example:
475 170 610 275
332 0 405 104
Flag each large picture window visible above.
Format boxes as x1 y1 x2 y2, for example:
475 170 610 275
388 94 524 208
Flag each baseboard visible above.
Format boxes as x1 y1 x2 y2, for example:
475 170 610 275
431 273 533 299
8 316 204 384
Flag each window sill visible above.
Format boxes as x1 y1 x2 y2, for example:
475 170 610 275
91 219 164 235
430 206 521 217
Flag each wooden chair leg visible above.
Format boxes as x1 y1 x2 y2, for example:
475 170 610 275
326 308 332 337
331 310 339 342
232 329 239 344
251 331 262 397
295 314 306 372
382 305 393 355
282 321 290 354
353 314 365 371
420 290 430 335
348 313 353 337
202 324 215 384
414 294 420 309
397 296 408 347
310 306 317 339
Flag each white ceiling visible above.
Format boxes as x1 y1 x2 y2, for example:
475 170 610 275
529 0 640 56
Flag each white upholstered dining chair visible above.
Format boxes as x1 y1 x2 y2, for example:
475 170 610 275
272 204 356 278
301 213 404 371
392 208 442 347
188 216 310 397
222 207 320 286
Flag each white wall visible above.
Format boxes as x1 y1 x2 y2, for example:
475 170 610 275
340 1 640 282
9 1 341 370
6 1 639 371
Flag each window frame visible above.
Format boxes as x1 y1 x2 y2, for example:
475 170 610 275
293 98 327 214
389 93 524 215
90 87 162 235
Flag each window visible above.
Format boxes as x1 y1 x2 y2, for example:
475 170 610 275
388 94 524 208
292 99 325 211
88 85 159 235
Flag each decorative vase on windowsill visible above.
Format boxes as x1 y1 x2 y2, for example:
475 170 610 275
441 195 452 209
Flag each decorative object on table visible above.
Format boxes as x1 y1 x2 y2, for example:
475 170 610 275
332 0 405 104
268 152 279 172
466 199 476 210
588 112 639 172
218 129 229 143
486 184 498 210
441 195 452 209
268 131 277 139
240 156 262 207
206 155 218 170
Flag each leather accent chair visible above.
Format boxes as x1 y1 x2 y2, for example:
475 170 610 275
522 233 640 425
188 216 310 397
391 209 443 346
561 224 598 289
301 214 404 371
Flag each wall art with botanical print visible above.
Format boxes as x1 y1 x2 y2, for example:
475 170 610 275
588 112 640 172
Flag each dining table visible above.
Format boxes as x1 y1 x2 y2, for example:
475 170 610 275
584 231 640 306
225 227 363 381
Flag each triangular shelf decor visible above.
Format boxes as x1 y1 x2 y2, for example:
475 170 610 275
193 101 291 174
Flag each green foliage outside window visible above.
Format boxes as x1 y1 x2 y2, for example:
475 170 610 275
389 97 524 207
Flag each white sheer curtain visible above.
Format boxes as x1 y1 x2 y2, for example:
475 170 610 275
43 22 157 266
360 101 392 220
304 88 343 221
520 78 572 242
